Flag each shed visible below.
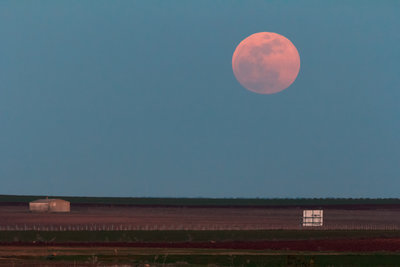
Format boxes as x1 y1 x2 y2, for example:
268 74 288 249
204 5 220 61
29 198 70 213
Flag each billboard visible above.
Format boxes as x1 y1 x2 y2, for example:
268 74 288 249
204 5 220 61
302 210 323 227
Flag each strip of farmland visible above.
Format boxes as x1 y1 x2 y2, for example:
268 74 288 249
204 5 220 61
2 203 400 231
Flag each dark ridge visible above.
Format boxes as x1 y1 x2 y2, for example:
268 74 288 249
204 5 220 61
3 201 400 210
1 195 400 207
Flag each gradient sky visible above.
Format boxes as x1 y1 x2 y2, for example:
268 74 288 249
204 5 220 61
1 1 399 197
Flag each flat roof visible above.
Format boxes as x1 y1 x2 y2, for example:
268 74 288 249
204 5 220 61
30 199 69 203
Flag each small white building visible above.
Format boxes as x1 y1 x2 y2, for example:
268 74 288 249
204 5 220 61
29 198 70 213
302 210 323 227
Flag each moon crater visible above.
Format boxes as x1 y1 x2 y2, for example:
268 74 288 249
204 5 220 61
232 32 300 94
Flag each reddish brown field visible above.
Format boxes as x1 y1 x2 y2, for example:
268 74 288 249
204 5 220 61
2 203 400 265
3 238 400 252
1 203 400 230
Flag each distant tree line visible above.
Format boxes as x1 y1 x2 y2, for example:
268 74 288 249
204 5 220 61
1 195 400 206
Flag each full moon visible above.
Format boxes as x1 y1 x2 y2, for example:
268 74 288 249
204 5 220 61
232 32 300 94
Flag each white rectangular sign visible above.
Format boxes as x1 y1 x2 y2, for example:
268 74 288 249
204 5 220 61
302 210 323 226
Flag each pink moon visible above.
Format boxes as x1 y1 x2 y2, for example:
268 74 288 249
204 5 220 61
232 32 300 94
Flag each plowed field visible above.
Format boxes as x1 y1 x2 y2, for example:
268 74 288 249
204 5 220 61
2 203 400 230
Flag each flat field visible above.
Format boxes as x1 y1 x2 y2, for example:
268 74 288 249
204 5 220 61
1 246 400 266
2 203 400 230
1 248 400 266
2 230 400 266
2 198 400 266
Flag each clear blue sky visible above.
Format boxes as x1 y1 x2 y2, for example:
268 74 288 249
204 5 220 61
1 1 399 197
